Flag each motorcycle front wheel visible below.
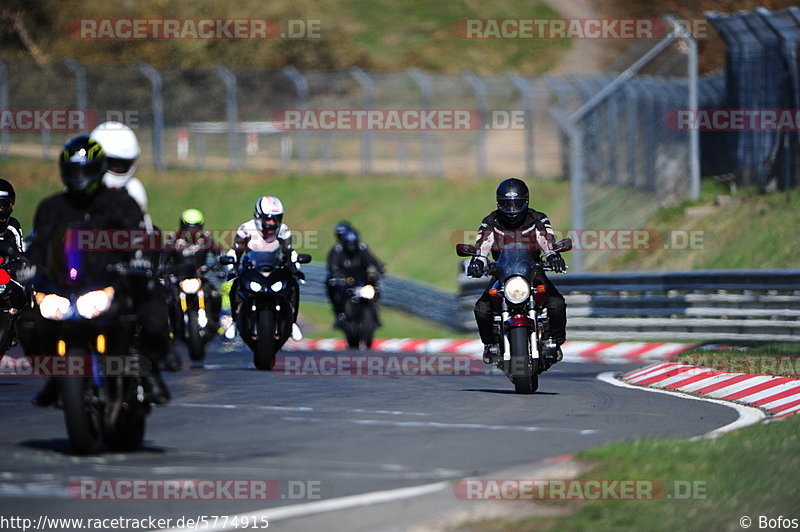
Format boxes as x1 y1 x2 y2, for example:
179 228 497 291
61 370 104 454
253 310 276 370
509 327 538 394
186 311 205 362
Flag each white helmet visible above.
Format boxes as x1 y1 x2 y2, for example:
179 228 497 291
254 196 284 237
90 121 140 188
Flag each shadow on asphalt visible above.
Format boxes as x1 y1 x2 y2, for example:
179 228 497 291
461 388 559 395
19 438 168 456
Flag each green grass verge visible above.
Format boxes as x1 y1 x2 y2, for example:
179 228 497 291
678 343 800 379
605 181 800 272
2 156 571 290
463 416 800 531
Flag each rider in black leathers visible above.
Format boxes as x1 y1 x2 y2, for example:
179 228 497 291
326 224 385 328
467 178 567 364
25 136 171 406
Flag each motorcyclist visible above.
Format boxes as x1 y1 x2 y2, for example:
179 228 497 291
0 179 24 257
231 196 304 341
165 209 222 264
0 178 27 350
164 208 222 334
467 178 567 364
326 224 385 329
26 136 171 406
90 121 151 225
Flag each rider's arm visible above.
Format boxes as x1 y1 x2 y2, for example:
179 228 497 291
361 245 385 275
232 223 250 262
7 218 23 253
534 214 558 257
473 217 495 267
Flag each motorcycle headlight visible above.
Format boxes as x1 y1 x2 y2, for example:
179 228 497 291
504 276 530 304
249 281 263 292
179 278 202 294
358 285 376 300
270 281 283 292
36 293 72 320
0 284 7 294
76 287 115 319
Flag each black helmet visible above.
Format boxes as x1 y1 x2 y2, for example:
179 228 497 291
496 178 529 226
59 136 107 195
341 228 360 256
334 220 353 244
0 179 15 231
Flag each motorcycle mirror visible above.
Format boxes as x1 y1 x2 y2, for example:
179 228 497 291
218 255 235 266
553 238 573 253
456 244 478 257
296 253 312 264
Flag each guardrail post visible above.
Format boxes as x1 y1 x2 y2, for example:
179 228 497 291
464 71 487 177
213 65 239 171
349 67 374 174
408 68 435 176
0 61 8 157
509 73 535 177
138 63 165 171
282 66 309 172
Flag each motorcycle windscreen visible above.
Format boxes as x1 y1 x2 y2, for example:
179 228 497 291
41 225 117 289
240 249 281 274
495 242 539 279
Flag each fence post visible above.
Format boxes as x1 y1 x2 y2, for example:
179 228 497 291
509 73 535 178
213 65 239 171
63 58 88 134
756 7 799 190
282 66 309 172
349 67 374 175
407 68 435 176
0 61 8 157
551 109 584 272
464 71 487 177
138 63 165 171
665 15 700 200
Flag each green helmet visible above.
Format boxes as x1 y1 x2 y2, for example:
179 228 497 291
179 208 204 231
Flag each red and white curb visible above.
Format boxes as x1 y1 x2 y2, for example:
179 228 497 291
620 362 800 418
285 339 691 364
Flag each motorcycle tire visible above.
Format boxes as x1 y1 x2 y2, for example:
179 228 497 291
186 311 205 362
509 327 538 394
253 310 276 371
61 372 104 455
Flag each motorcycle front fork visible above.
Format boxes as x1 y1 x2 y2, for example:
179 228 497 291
493 300 552 362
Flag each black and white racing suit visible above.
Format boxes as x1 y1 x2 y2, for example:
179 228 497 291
230 220 301 324
472 208 567 346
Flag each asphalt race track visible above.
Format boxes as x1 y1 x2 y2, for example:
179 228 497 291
0 340 738 531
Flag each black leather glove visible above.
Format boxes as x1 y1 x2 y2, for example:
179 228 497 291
467 257 485 278
546 252 566 273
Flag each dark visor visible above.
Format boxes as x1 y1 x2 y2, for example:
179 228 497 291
107 157 135 175
498 199 527 214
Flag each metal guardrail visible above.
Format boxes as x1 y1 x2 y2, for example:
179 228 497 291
298 263 460 328
299 264 800 342
458 269 800 341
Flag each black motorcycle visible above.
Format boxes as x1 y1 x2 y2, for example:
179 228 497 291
222 249 310 370
165 253 221 364
456 239 572 394
25 229 153 454
332 267 381 350
0 260 26 361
